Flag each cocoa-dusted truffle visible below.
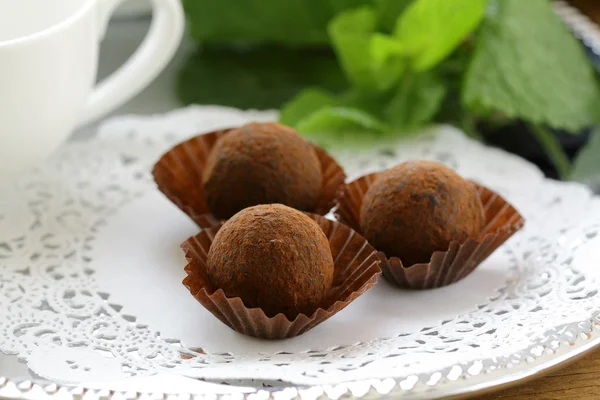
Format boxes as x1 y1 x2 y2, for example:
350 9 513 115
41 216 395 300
206 204 334 319
202 122 322 220
360 161 485 266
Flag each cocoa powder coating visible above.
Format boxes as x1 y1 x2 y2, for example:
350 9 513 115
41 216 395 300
206 204 334 320
202 122 322 219
359 161 485 266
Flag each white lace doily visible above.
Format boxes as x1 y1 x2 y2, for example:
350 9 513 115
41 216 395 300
1 106 600 398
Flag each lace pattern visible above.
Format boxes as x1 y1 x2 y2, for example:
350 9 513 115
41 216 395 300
0 107 599 395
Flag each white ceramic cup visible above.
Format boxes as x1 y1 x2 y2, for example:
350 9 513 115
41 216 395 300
0 0 184 179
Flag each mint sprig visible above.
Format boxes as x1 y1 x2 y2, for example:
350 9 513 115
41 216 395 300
463 0 600 133
177 0 600 180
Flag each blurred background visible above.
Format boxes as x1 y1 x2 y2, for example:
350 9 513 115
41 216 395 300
3 0 600 381
88 0 600 186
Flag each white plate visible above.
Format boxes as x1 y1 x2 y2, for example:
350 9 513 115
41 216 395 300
1 106 600 399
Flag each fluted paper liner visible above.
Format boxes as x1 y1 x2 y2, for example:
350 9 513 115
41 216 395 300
152 128 346 228
335 173 525 289
181 213 381 339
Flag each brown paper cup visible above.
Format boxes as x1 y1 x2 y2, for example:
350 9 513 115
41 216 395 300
335 173 525 290
152 128 346 228
181 213 381 339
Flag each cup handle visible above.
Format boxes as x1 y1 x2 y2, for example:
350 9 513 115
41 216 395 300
77 0 185 127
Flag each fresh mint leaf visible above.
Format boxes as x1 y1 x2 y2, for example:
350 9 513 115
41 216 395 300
463 0 600 132
296 106 389 134
296 106 393 149
303 129 394 150
176 47 346 109
328 7 405 92
384 72 447 130
370 34 406 90
328 7 377 90
571 128 600 182
280 89 337 127
394 0 487 71
183 0 370 45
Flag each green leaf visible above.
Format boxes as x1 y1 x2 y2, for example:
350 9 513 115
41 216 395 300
463 0 600 132
183 0 370 45
280 89 337 127
336 88 393 118
369 34 406 90
384 72 447 129
375 0 413 33
176 46 346 109
328 7 377 89
571 128 600 182
394 0 487 71
328 7 405 91
370 34 403 69
296 106 390 133
296 107 394 149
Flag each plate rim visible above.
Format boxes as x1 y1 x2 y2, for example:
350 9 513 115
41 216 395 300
1 327 600 400
2 107 600 397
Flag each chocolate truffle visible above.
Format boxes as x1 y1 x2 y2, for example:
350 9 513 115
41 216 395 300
206 204 334 319
359 161 485 266
202 122 322 220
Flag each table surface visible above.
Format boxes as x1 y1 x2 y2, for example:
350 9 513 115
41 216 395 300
480 349 600 399
1 16 599 400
